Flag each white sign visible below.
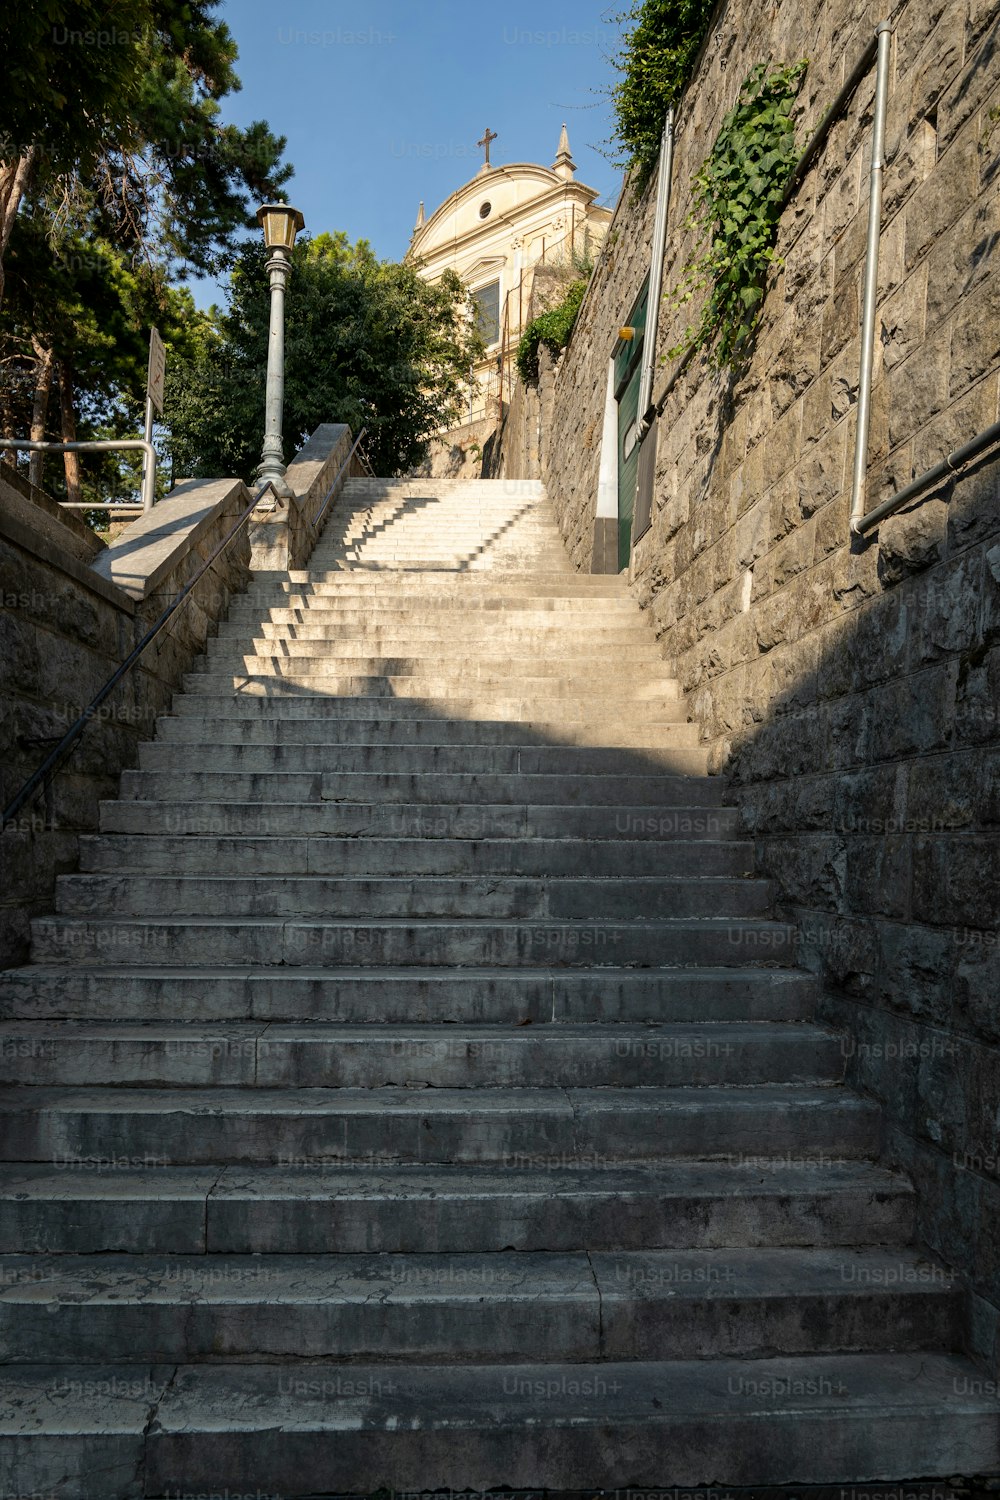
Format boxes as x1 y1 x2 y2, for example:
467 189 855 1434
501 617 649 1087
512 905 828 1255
146 326 166 414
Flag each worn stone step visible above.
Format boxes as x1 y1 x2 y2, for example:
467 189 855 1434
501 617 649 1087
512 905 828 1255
169 692 687 723
228 599 642 622
117 770 718 807
4 1352 994 1497
0 1084 876 1165
117 769 718 807
98 800 739 839
154 714 693 746
0 1159 912 1254
0 1248 959 1365
136 740 705 777
30 914 795 968
179 678 686 710
54 872 774 921
183 664 680 693
0 1022 841 1089
206 638 668 664
245 622 651 644
78 834 753 878
284 572 628 592
0 965 817 1025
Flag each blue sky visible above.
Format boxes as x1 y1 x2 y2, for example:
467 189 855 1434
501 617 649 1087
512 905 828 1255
189 0 628 307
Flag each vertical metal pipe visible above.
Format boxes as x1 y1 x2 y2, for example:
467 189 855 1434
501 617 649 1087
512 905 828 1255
849 22 893 534
141 395 155 511
637 108 675 435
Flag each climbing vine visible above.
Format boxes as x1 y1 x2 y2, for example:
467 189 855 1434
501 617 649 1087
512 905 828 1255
516 279 589 384
611 0 718 188
669 60 808 369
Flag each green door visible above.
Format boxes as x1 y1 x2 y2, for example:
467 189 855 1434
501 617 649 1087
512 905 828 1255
614 281 648 572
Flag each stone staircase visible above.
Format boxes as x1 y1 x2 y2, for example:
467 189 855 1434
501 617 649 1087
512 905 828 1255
0 476 996 1497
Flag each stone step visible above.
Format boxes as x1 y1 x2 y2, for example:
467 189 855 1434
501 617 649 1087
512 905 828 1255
30 915 794 968
99 800 739 840
5 1353 995 1496
136 741 705 776
180 673 686 704
0 1248 959 1365
184 660 678 688
0 1084 878 1165
117 769 720 806
282 574 629 593
0 965 818 1024
78 834 753 878
154 714 693 744
228 598 641 620
54 873 776 921
169 692 687 723
207 636 667 661
244 624 654 645
0 1022 843 1089
0 1159 912 1254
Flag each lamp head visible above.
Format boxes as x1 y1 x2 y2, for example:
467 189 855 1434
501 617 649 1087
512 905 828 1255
257 203 305 252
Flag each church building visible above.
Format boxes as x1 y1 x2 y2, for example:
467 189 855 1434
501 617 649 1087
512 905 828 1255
406 125 612 429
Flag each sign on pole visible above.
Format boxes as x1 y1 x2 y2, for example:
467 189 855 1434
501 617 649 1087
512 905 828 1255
146 327 166 415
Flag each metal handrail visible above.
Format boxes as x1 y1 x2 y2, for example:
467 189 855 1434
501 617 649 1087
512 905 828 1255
1 478 280 829
311 426 369 528
853 419 1000 535
0 438 157 512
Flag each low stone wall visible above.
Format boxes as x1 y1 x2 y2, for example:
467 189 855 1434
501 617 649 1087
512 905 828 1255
507 0 1000 1365
0 474 252 966
249 423 364 572
0 424 359 967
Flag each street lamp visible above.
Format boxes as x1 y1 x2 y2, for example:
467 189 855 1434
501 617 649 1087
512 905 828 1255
256 202 305 496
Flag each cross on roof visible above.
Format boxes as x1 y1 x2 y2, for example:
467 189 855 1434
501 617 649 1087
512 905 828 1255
477 127 497 167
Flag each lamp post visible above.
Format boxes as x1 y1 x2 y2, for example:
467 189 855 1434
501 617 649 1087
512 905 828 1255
255 202 305 496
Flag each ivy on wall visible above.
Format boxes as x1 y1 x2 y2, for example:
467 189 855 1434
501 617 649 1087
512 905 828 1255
612 0 718 188
515 280 589 384
669 60 808 369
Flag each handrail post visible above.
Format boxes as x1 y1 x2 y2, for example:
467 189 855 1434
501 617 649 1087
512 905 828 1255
0 438 157 511
849 21 893 535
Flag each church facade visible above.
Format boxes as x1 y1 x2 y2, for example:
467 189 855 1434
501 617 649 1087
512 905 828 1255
406 126 612 428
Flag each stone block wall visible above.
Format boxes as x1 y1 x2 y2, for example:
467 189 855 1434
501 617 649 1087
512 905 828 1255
0 425 360 968
526 0 1000 1362
0 475 253 967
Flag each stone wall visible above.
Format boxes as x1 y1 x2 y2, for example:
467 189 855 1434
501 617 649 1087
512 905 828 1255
249 423 365 571
0 425 358 968
518 0 1000 1364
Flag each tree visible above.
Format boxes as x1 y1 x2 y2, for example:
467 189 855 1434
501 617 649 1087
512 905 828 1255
164 234 484 479
0 0 291 504
0 0 292 304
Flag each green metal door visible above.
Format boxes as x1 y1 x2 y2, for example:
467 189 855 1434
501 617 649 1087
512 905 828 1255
614 281 648 572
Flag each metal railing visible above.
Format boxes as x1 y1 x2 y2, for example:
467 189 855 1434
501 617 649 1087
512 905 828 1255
312 427 369 528
849 21 894 534
0 437 157 512
853 419 1000 535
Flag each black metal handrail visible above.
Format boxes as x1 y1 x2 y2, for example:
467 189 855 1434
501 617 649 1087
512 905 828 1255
312 427 368 528
1 479 276 829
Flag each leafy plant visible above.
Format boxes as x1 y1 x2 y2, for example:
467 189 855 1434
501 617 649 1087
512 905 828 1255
515 279 588 384
611 0 717 187
669 60 808 369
